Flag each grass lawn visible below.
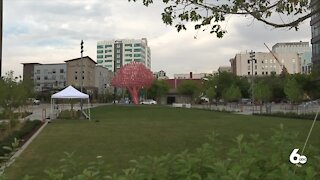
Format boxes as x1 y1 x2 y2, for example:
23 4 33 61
4 105 320 179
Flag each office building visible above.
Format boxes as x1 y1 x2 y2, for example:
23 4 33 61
95 65 114 94
65 56 97 91
174 72 210 79
96 38 151 72
311 0 320 71
230 52 301 76
272 42 312 74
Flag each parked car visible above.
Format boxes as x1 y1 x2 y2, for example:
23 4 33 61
33 99 40 105
140 99 157 105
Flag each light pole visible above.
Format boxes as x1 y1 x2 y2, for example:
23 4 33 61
0 0 3 77
248 50 256 114
80 40 84 117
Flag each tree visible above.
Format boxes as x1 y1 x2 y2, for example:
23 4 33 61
203 72 249 100
147 80 170 102
177 80 201 103
112 62 154 104
222 84 241 102
254 81 272 104
0 71 33 129
205 87 216 104
254 81 272 113
284 77 303 104
129 0 319 38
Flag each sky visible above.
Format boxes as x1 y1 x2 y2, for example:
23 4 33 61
2 0 312 78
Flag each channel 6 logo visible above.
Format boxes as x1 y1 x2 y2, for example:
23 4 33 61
289 149 307 165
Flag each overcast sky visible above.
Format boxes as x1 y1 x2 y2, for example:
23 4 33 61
2 0 311 78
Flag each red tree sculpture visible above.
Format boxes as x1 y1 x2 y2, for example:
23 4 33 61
111 62 154 104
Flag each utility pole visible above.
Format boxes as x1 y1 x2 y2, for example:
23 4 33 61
0 0 3 77
248 50 256 114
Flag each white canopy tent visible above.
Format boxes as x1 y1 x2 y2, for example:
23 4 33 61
51 85 91 120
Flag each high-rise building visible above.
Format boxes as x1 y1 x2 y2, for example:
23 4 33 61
96 38 151 72
311 0 320 71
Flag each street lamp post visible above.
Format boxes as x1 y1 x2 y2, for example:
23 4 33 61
248 50 256 114
80 40 84 117
0 0 3 77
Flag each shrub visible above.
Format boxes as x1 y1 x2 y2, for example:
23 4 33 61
57 110 81 120
255 112 317 120
0 120 42 160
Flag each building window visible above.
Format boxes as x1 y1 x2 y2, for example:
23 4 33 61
105 60 113 62
105 45 112 48
134 43 141 47
105 50 112 53
97 55 103 58
116 54 120 58
37 76 40 80
125 54 132 57
105 55 112 58
125 44 132 47
36 70 40 74
116 49 120 53
44 76 48 80
125 49 132 52
266 72 268 75
52 69 56 74
262 72 264 75
248 72 250 75
75 76 77 80
60 69 64 73
134 54 141 57
97 45 104 49
134 49 141 52
248 66 250 70
255 65 257 70
97 60 103 64
60 75 64 80
255 72 257 75
97 50 103 53
52 75 56 80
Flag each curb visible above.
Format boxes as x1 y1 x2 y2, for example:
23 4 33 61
2 121 48 170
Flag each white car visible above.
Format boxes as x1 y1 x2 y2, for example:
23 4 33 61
140 99 157 105
33 99 40 105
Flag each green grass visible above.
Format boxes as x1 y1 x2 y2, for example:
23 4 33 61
4 105 320 179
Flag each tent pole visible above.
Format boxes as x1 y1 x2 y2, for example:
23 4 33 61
88 98 91 120
50 98 53 117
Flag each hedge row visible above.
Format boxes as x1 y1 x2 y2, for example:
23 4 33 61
254 112 318 120
0 112 32 120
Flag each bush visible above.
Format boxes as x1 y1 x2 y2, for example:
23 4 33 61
0 120 42 160
0 111 32 120
6 125 319 179
57 110 81 120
